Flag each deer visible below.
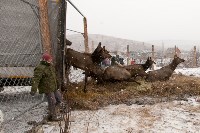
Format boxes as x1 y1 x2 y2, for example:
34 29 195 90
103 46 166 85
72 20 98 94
101 57 155 84
124 57 156 79
65 42 112 92
102 66 133 82
145 55 185 82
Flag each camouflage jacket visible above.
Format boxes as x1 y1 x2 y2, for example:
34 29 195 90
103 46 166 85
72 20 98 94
31 61 57 94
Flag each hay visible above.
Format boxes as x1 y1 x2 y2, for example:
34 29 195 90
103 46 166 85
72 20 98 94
64 75 200 110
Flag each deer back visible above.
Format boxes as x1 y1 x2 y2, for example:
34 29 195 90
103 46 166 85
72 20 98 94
66 48 93 70
103 66 131 81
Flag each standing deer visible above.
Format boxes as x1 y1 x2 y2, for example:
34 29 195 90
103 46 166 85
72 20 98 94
146 55 185 82
65 42 111 92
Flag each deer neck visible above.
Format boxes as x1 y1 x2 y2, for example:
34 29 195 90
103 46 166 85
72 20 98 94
169 60 179 71
91 54 103 65
92 58 102 65
142 63 150 71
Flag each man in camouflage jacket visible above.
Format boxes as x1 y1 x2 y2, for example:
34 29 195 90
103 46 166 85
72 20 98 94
31 53 62 121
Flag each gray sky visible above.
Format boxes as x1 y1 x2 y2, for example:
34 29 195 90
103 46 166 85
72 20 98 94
66 0 200 42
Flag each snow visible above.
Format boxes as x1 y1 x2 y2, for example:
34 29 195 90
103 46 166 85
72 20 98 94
69 100 200 133
175 68 200 77
0 86 31 94
0 110 3 124
69 68 85 83
1 67 200 133
40 98 200 133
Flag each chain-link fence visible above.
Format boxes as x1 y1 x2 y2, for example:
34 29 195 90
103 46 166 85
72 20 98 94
0 0 69 132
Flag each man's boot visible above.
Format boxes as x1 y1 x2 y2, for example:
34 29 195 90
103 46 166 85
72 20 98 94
47 103 60 121
48 107 62 121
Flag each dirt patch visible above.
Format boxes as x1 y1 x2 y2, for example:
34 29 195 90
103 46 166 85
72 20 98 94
64 74 200 110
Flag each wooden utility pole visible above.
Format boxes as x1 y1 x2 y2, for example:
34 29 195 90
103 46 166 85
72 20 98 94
83 17 89 53
161 41 164 66
127 45 130 65
174 45 177 55
38 0 51 54
152 45 155 70
91 41 94 52
194 46 197 67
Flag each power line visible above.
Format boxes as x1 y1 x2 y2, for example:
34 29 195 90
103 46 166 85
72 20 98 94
66 28 83 35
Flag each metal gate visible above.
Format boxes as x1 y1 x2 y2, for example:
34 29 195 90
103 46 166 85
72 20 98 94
0 0 67 132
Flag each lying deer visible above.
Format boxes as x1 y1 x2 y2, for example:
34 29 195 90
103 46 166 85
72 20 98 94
102 65 132 82
65 42 111 92
124 57 156 79
102 57 155 83
146 55 185 82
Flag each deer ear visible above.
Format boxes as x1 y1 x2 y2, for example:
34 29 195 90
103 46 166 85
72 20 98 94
96 42 101 49
98 42 101 47
103 46 105 50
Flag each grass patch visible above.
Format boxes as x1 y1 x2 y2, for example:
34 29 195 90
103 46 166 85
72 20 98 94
64 74 200 110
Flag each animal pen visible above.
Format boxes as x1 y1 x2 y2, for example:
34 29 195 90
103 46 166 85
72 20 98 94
1 0 199 133
0 0 75 132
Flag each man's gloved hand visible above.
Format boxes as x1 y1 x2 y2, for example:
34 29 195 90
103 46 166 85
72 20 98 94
30 91 36 96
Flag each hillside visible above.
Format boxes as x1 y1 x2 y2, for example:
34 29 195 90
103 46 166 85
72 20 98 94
67 34 156 53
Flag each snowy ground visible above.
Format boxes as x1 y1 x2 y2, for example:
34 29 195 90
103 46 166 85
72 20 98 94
69 98 200 133
1 67 200 133
0 87 47 133
39 97 200 133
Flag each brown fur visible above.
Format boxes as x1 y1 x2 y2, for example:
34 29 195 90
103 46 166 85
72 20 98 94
65 42 111 92
103 66 132 82
146 55 185 82
124 57 156 78
65 39 72 46
102 57 155 83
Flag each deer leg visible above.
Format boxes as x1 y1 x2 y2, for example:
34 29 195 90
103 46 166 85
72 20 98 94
65 64 70 86
0 84 3 92
83 73 88 93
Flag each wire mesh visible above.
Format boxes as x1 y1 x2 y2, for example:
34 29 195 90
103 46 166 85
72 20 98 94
0 0 68 132
0 0 41 98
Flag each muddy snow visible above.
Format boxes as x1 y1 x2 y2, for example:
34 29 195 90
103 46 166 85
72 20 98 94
0 87 47 133
0 68 200 133
68 99 200 133
38 97 200 133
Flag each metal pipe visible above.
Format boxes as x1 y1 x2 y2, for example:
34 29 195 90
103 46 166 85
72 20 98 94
67 0 85 17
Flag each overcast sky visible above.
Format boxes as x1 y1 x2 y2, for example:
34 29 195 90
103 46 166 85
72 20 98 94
66 0 200 42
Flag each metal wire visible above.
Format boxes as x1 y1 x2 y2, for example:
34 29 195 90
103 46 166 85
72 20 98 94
66 28 84 34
